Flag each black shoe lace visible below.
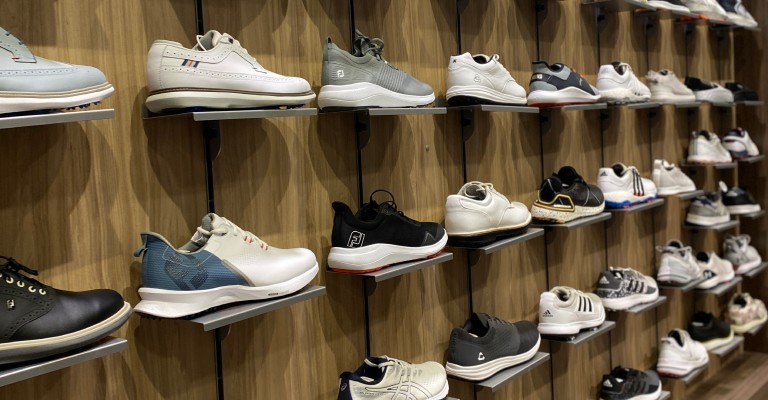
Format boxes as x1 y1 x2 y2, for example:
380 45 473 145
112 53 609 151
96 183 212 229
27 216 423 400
365 190 418 224
0 256 49 294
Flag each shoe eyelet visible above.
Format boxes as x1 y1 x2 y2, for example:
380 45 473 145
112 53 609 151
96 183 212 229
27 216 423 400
28 287 36 293
17 281 24 288
39 289 46 295
6 277 13 284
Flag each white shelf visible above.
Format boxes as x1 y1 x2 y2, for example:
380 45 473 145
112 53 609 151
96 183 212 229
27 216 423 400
189 285 326 331
453 228 545 255
473 352 550 392
625 296 667 314
709 335 744 357
561 103 608 111
698 276 742 296
532 212 612 230
738 155 765 164
0 109 114 129
746 321 767 335
542 321 616 345
0 337 127 387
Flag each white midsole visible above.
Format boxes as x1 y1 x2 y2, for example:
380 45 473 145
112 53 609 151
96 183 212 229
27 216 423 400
702 330 735 351
602 291 659 311
446 85 527 105
446 215 531 236
732 316 768 334
527 86 600 106
650 88 696 104
603 190 658 205
531 203 605 223
694 89 733 104
0 85 114 114
598 87 650 104
687 154 732 164
657 184 697 196
685 213 730 226
600 386 661 400
327 234 448 271
696 270 735 290
647 1 692 12
135 264 318 318
735 258 763 275
318 82 435 109
145 90 315 113
446 336 541 381
727 204 761 214
657 357 708 377
538 313 606 335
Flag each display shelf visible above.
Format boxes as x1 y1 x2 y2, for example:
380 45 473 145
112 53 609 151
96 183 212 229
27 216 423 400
0 109 115 130
671 190 705 201
580 0 656 11
674 101 702 109
532 212 612 230
684 220 740 232
738 155 765 164
698 276 742 297
679 161 738 170
625 296 667 314
454 228 545 255
542 321 616 345
607 198 665 213
0 337 127 387
366 107 447 116
666 365 706 384
746 321 767 335
736 100 764 106
659 276 707 293
660 391 672 400
738 210 765 220
561 103 607 111
190 285 326 331
343 252 454 282
449 104 540 114
143 107 317 121
656 7 700 19
743 262 768 279
626 102 660 110
711 102 735 108
474 352 550 392
710 335 744 357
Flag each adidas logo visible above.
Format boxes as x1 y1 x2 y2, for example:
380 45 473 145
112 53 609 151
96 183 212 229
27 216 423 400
478 352 485 361
603 379 613 388
600 171 609 177
542 310 553 318
599 276 610 285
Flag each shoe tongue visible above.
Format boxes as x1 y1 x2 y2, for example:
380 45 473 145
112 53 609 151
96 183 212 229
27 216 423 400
194 30 229 51
611 61 627 75
473 313 491 329
472 54 492 64
670 330 684 346
556 166 583 186
190 213 224 245
611 163 628 176
357 201 381 221
659 69 671 76
462 183 487 200
666 240 684 249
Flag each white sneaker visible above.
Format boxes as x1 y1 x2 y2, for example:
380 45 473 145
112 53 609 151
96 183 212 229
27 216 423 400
135 213 319 318
728 293 768 334
695 252 736 290
735 0 759 28
337 356 449 400
646 70 696 104
597 62 651 104
723 234 763 275
145 30 315 113
597 163 658 208
537 287 605 336
685 76 734 104
656 240 702 285
446 53 527 106
722 128 759 160
445 182 532 246
687 130 732 164
657 329 709 378
680 0 728 19
652 159 696 196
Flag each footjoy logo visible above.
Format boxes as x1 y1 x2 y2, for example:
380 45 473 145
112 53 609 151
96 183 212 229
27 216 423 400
336 70 345 78
6 300 13 311
478 352 485 361
542 310 553 317
599 276 610 285
347 231 365 248
473 74 481 83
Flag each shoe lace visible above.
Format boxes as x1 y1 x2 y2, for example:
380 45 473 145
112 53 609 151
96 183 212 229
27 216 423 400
466 181 496 195
3 30 24 46
376 358 414 387
195 33 265 72
365 190 418 224
197 218 268 249
0 257 48 295
623 166 646 197
354 33 398 70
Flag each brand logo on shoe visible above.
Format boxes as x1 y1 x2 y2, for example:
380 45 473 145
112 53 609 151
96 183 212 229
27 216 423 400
542 310 553 317
164 253 209 290
599 171 609 177
603 379 613 388
533 74 544 80
599 276 610 285
703 270 715 279
473 74 481 83
336 70 345 78
347 231 365 248
478 352 485 361
340 383 347 391
6 300 13 311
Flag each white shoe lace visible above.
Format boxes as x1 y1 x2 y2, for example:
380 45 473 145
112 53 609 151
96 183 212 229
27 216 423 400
467 181 496 194
195 33 266 72
197 217 268 249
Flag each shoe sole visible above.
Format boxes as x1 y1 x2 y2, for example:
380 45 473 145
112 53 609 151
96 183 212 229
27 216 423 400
687 155 733 164
445 336 541 381
446 85 527 106
447 218 532 247
597 87 650 104
657 185 697 196
537 312 606 336
601 291 659 311
0 301 132 365
650 91 697 104
694 90 734 104
135 263 319 318
318 82 435 110
727 204 762 214
527 86 600 107
735 259 763 275
145 90 316 113
732 316 768 334
327 234 448 272
0 83 114 114
603 192 658 209
685 213 730 226
696 270 736 290
531 203 605 224
701 330 735 351
657 357 708 378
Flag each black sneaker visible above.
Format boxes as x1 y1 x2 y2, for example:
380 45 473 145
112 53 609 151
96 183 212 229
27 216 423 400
725 82 759 102
445 313 540 381
688 311 734 351
600 367 662 400
328 190 447 273
531 166 605 223
596 268 659 311
527 61 600 107
723 186 761 215
0 257 132 364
